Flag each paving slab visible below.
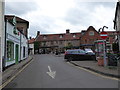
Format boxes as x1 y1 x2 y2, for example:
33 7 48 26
1 55 33 85
70 61 120 78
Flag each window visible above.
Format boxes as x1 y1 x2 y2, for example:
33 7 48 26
73 34 76 38
43 36 47 39
89 31 94 36
23 46 25 58
60 41 62 44
60 35 63 38
7 41 14 61
51 41 53 45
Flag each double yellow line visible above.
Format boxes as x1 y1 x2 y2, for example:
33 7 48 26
0 59 33 89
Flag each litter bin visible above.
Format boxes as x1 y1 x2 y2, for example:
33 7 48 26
107 54 117 66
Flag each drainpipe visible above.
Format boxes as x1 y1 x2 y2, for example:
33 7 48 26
20 31 21 61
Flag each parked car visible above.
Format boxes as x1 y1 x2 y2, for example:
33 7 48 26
64 49 96 61
84 48 95 55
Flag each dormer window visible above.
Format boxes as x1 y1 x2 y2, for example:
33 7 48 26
60 35 63 38
43 36 47 39
89 31 94 36
73 34 76 38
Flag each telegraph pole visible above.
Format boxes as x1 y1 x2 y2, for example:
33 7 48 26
0 0 4 72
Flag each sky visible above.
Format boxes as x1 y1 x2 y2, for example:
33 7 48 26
5 0 118 38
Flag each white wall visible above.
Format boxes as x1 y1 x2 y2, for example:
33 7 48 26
29 44 34 54
21 34 28 60
5 21 20 67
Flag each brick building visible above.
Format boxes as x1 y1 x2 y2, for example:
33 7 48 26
35 29 81 53
80 26 101 50
33 26 117 54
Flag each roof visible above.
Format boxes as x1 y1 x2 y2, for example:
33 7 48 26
28 38 35 44
35 32 81 42
5 15 29 28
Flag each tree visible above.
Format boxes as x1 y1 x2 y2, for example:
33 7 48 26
34 41 40 54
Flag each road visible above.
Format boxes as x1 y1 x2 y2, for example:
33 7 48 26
4 54 118 88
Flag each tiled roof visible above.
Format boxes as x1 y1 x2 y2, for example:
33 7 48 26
5 15 29 23
36 33 81 42
28 38 35 44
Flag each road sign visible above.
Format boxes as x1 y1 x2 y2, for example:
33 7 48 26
100 32 108 39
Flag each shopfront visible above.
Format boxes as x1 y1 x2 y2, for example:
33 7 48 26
5 20 20 67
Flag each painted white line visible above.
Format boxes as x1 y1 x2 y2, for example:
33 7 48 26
46 66 56 79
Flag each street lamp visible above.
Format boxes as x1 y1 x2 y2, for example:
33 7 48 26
98 26 108 32
99 26 108 67
102 26 108 32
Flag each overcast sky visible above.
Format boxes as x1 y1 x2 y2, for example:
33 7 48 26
5 0 118 38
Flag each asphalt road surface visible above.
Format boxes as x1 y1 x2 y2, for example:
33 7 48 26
4 54 118 88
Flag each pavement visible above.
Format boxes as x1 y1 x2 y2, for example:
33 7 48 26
58 54 120 79
1 55 33 86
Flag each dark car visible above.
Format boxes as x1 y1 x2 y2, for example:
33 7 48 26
64 49 96 61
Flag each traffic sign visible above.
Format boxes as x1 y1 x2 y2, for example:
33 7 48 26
100 32 108 39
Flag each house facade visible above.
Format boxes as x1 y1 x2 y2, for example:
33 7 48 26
80 26 101 50
35 29 81 53
34 26 117 54
28 37 35 55
114 1 120 52
5 20 21 67
5 15 29 38
3 15 29 69
20 33 28 60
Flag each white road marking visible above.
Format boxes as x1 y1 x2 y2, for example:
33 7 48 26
46 66 56 79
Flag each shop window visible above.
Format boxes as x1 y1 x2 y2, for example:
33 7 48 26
7 41 14 61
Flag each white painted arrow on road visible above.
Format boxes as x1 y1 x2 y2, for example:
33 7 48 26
46 66 56 79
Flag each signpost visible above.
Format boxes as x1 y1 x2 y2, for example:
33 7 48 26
100 32 108 39
100 32 108 67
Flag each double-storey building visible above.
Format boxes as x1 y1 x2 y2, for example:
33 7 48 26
35 29 81 53
34 26 117 54
3 15 29 69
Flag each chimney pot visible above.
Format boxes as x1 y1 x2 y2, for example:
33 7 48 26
29 37 32 39
37 31 40 36
66 29 70 34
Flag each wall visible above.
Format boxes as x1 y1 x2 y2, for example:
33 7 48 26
16 23 28 38
21 34 28 60
5 21 20 67
29 43 34 54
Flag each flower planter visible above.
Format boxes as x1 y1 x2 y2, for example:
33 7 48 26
97 57 108 66
97 57 104 66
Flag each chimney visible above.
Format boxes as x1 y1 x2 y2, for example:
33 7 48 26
29 37 32 40
66 29 70 34
37 31 40 36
